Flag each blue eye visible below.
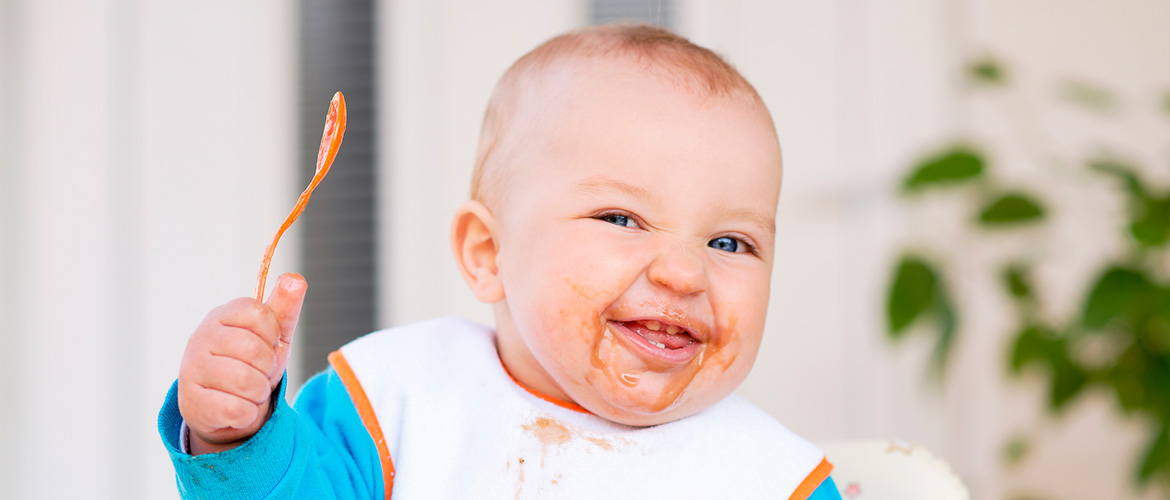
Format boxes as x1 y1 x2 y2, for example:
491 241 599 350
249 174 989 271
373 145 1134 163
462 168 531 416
708 236 741 253
599 213 638 228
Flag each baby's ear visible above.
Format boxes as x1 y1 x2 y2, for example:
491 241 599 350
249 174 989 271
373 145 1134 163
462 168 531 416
450 200 505 303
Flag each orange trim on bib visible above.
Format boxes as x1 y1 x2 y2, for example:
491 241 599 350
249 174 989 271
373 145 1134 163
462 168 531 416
789 457 833 500
497 356 592 415
329 351 395 500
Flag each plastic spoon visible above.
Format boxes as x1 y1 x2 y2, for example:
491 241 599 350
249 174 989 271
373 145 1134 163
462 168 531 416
255 91 347 301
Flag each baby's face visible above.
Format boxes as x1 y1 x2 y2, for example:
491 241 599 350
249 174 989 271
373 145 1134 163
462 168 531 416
490 60 782 426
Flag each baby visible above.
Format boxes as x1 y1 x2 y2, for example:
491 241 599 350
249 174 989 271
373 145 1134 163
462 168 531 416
160 24 840 499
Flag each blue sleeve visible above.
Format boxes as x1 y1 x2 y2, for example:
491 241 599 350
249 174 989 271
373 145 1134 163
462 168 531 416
807 475 843 500
157 369 384 500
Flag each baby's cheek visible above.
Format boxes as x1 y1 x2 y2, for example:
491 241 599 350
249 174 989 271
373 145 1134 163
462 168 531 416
550 279 599 338
526 280 606 382
710 339 754 387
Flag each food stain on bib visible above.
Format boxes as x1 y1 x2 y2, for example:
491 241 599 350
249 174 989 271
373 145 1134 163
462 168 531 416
514 456 526 499
522 415 628 457
517 414 620 496
584 436 614 450
523 417 573 448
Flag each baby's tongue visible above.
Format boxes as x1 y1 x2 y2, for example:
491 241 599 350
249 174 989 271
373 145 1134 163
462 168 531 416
629 323 692 349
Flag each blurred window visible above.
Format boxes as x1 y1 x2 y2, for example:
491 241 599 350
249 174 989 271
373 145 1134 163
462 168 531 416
298 0 378 377
590 0 675 27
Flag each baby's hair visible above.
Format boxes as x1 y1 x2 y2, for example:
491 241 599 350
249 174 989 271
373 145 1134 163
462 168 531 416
470 23 766 202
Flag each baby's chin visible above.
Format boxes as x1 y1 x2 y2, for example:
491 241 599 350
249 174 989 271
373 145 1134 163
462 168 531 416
571 373 739 427
592 404 704 427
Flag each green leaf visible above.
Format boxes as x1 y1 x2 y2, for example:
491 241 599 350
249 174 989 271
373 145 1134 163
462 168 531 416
1049 355 1088 410
887 256 939 337
1090 159 1148 199
1095 163 1170 247
1131 197 1170 248
1138 426 1170 485
1146 314 1170 356
978 193 1046 225
886 256 961 374
1007 324 1087 410
1060 80 1116 113
1010 325 1058 373
1082 267 1151 329
969 57 1006 85
1003 264 1033 299
1143 361 1170 422
903 147 985 192
931 285 958 373
1105 346 1147 413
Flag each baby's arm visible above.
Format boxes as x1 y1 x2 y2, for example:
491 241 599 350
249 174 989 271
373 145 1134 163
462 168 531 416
810 476 843 500
162 273 383 499
159 366 383 499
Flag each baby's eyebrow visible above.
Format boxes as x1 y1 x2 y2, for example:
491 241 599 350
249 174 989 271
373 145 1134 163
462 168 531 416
721 208 776 237
573 176 653 200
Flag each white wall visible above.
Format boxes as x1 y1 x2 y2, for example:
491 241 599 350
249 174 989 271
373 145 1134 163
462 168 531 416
0 2 297 499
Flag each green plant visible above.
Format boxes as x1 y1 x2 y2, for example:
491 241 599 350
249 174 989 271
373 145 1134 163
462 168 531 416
886 58 1170 490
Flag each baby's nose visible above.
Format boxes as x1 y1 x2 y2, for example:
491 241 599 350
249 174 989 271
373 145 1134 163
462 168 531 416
647 242 709 296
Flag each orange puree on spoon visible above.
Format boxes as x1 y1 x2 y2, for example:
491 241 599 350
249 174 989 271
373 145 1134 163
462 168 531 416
255 91 347 301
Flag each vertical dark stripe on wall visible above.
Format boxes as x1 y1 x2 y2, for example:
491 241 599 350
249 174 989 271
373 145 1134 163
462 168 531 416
298 0 378 377
590 0 675 28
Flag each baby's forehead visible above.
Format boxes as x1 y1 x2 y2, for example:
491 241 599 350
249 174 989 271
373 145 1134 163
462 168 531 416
481 65 775 201
514 70 777 177
472 28 776 206
519 55 764 116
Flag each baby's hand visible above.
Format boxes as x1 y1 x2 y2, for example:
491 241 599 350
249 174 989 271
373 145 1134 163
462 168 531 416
177 273 307 455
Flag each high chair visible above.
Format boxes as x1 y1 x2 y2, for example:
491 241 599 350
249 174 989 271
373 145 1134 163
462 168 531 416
818 440 971 500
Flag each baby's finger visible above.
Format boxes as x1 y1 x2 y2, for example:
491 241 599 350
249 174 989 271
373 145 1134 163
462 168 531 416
181 383 261 432
190 354 273 405
265 273 307 347
214 297 282 347
206 326 278 379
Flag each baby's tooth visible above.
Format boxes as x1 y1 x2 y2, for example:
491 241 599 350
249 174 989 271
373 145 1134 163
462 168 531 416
666 325 681 335
652 341 666 348
645 321 662 331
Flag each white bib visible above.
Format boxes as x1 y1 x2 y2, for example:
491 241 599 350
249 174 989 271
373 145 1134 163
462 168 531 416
330 317 830 499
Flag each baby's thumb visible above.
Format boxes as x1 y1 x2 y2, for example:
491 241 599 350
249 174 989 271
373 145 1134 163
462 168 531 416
266 273 308 351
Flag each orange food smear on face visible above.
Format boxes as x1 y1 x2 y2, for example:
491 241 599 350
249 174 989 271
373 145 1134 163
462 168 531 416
583 299 744 419
255 92 347 302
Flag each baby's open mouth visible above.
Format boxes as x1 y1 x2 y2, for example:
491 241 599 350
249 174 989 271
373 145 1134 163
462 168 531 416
623 320 696 350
